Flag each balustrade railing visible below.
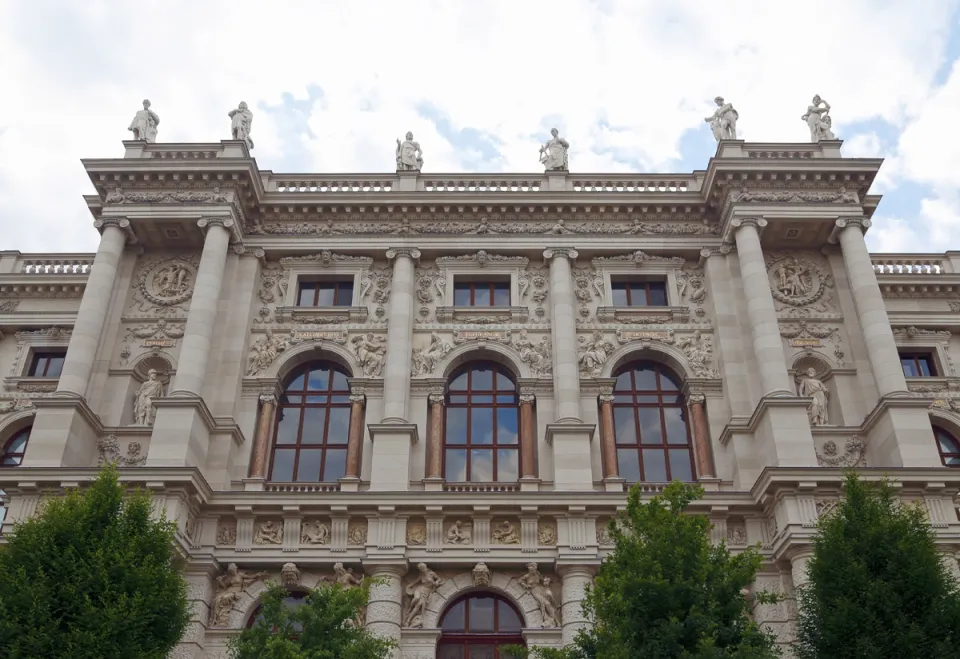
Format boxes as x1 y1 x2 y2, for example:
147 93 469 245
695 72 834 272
14 255 94 275
872 255 950 275
274 176 396 193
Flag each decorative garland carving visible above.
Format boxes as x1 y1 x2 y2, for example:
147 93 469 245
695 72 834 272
518 267 549 323
677 266 709 324
573 267 603 324
436 251 528 267
360 266 392 320
732 186 860 204
279 251 373 268
815 436 866 467
252 218 721 236
97 435 147 467
254 263 288 324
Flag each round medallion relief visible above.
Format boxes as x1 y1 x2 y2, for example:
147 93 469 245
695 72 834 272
139 257 197 307
767 255 826 307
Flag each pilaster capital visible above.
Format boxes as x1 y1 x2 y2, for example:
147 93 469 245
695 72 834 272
699 245 733 260
687 393 706 405
730 217 767 233
197 217 235 233
362 562 409 579
385 247 421 262
350 392 367 404
93 217 136 243
258 393 277 406
598 393 615 404
556 564 597 579
543 247 578 262
428 393 445 405
835 217 871 232
519 393 536 404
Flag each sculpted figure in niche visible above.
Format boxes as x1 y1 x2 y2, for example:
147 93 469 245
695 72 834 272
153 264 190 297
705 96 739 141
228 101 254 149
246 329 289 376
351 333 387 377
411 332 452 377
334 562 364 587
579 330 613 377
775 260 812 298
446 520 472 544
254 520 283 545
676 330 713 377
300 520 330 545
518 564 560 627
396 131 424 171
797 367 830 426
210 563 267 627
514 329 552 378
132 369 164 426
492 520 520 545
539 127 569 171
403 562 445 628
128 99 159 142
802 95 834 142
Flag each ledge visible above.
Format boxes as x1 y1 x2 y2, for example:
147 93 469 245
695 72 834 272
151 395 247 446
718 394 812 445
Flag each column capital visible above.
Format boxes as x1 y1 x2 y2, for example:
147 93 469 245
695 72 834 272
556 564 597 579
197 216 235 233
699 245 733 260
258 393 277 405
730 217 767 233
93 217 136 243
519 393 536 404
598 393 615 404
385 247 421 262
543 247 578 262
835 216 871 232
687 393 706 405
350 392 367 404
427 393 445 405
362 562 409 578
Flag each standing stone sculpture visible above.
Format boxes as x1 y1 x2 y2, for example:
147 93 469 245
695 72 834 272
797 367 830 426
128 99 159 143
802 95 835 142
403 563 445 628
396 131 424 171
334 562 364 587
518 563 560 627
229 101 254 149
209 563 267 627
704 96 739 142
132 369 164 426
539 127 569 171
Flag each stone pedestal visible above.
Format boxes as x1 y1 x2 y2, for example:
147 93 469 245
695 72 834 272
364 563 406 650
368 423 419 491
546 423 596 491
558 565 596 646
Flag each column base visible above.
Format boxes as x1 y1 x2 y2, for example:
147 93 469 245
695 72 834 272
22 396 103 467
863 396 940 466
602 476 625 492
423 476 445 492
339 476 362 492
368 423 419 492
243 477 266 492
520 476 541 492
545 423 596 491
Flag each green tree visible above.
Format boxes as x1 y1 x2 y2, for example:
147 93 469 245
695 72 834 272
0 464 189 659
228 580 395 659
795 471 960 659
512 481 778 659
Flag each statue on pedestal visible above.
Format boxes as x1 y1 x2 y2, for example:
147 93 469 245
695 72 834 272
802 95 835 142
396 131 424 171
539 128 569 171
229 101 254 149
705 96 739 142
132 369 163 426
128 99 159 143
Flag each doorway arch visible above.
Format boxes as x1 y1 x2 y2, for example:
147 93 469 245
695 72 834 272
437 592 525 658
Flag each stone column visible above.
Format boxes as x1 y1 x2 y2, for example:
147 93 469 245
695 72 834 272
344 391 366 480
544 248 582 422
364 564 405 649
558 565 596 646
687 394 716 479
598 393 619 479
381 248 420 422
56 218 130 397
834 218 907 396
789 550 814 593
169 218 233 396
426 393 445 480
248 393 276 479
519 393 537 479
731 218 793 396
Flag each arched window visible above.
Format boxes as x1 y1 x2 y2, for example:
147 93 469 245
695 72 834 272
445 363 519 482
1 427 31 466
934 427 960 467
246 592 307 630
613 361 694 482
438 593 525 658
270 362 351 482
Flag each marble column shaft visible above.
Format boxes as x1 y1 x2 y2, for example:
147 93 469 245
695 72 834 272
519 394 537 479
170 219 232 396
732 218 793 395
381 248 420 421
545 248 582 421
57 219 129 397
790 550 814 592
249 394 276 479
688 394 716 479
365 565 404 646
426 394 444 479
559 566 595 646
836 218 907 396
345 392 366 479
598 394 619 478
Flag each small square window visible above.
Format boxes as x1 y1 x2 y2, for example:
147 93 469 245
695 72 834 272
28 351 66 377
453 281 510 307
297 280 353 307
899 352 937 377
611 279 668 307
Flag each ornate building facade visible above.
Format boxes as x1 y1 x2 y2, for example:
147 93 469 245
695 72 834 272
1 137 960 658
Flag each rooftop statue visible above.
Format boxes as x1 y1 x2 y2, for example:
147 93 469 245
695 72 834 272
396 131 424 171
802 94 835 142
128 99 159 143
228 101 254 149
705 96 739 142
539 127 569 171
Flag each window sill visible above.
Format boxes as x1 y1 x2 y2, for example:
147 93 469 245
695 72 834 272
2 376 59 394
436 306 528 324
596 305 687 324
906 376 957 393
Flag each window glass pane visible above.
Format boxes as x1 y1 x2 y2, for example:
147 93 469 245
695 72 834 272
496 394 515 404
663 407 688 444
617 449 641 482
611 283 628 306
301 408 327 444
331 369 349 390
287 373 306 391
638 407 664 444
648 282 667 306
498 600 522 631
439 646 464 659
634 366 657 390
635 394 659 404
472 395 494 404
315 285 335 307
305 395 329 404
322 449 347 481
900 358 919 377
441 601 465 631
469 597 495 632
493 283 510 306
454 284 472 307
614 370 632 391
335 282 354 306
297 283 315 306
658 369 680 390
497 408 519 445
669 449 694 482
472 367 493 390
296 449 323 481
307 367 330 391
500 647 522 659
281 394 303 405
7 436 27 454
468 647 496 659
497 449 518 482
446 408 468 444
937 431 960 453
919 357 933 377
496 371 514 390
449 395 469 404
275 408 301 444
445 449 468 481
642 448 668 481
614 407 637 444
327 407 351 444
271 449 295 481
475 286 493 306
470 449 493 481
46 356 65 378
2 457 22 466
450 373 468 390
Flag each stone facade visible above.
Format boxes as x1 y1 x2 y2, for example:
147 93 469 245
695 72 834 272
1 138 959 658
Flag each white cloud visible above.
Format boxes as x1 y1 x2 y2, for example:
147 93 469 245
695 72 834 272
0 0 958 252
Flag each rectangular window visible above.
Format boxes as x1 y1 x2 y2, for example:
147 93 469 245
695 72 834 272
899 352 937 377
453 281 510 307
296 280 353 307
611 279 668 307
28 351 66 377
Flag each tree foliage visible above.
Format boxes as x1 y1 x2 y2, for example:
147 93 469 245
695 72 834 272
795 471 960 659
0 464 190 659
228 580 395 659
514 481 778 659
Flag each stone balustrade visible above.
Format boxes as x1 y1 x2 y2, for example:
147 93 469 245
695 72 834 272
0 253 95 275
872 255 951 275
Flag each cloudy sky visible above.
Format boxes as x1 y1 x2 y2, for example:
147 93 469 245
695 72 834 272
1 0 958 254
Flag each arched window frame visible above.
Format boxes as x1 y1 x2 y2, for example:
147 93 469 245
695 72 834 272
444 362 520 483
1 426 31 467
438 592 526 658
269 362 352 483
934 426 960 468
611 360 695 483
